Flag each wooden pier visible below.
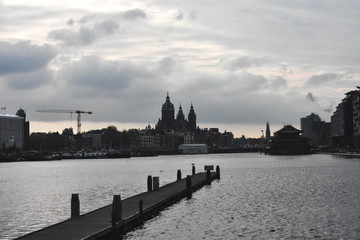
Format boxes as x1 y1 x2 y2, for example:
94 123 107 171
16 166 220 240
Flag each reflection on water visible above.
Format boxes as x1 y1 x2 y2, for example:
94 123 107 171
1 154 359 239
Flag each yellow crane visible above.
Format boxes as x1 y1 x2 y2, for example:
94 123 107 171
37 109 92 134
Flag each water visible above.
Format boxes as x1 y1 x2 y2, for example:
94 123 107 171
1 153 359 239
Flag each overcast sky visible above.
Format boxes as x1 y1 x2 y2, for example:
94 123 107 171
0 0 359 137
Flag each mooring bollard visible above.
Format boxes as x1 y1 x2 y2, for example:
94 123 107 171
206 169 211 185
177 169 182 181
216 165 220 179
153 176 160 191
71 193 80 218
147 175 153 191
192 165 195 175
186 175 192 199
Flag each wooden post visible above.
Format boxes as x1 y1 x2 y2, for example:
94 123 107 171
153 176 159 191
71 193 80 218
206 169 211 185
111 195 122 239
147 175 152 191
112 195 122 223
139 199 143 220
192 165 195 175
216 165 220 179
177 169 182 180
186 175 192 199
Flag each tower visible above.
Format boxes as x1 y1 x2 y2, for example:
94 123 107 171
161 92 175 123
16 108 30 150
188 103 196 131
176 104 185 120
266 121 271 140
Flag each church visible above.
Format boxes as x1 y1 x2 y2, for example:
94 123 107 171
155 93 197 132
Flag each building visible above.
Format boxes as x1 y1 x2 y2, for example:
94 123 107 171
0 114 24 150
331 88 359 148
266 121 271 140
16 108 30 150
301 113 331 147
267 125 311 155
155 93 197 132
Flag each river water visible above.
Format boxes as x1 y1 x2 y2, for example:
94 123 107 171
0 153 359 239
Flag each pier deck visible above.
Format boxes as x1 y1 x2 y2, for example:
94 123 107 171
16 171 218 240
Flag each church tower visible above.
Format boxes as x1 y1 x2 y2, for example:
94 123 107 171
188 103 196 131
176 104 185 120
161 92 175 123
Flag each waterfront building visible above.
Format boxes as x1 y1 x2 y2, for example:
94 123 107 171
178 143 208 154
301 113 331 148
0 113 24 150
267 125 311 155
330 88 359 148
16 108 30 150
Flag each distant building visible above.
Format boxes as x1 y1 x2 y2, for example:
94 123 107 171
16 108 30 150
266 121 271 140
331 88 359 148
267 125 311 155
301 113 330 147
155 93 197 132
178 144 208 154
0 113 24 150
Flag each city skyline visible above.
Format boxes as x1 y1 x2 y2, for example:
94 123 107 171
1 1 359 138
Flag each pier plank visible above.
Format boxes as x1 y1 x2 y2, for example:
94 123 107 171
16 172 217 240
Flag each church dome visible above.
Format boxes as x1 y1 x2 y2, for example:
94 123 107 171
162 93 174 110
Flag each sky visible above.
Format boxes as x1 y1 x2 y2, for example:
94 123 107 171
0 0 359 138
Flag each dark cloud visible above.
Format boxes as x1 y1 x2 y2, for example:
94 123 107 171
0 41 57 74
48 20 119 46
121 9 146 20
58 56 155 96
306 73 339 86
4 68 53 90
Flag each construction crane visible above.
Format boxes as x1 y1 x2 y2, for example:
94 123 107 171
37 109 92 134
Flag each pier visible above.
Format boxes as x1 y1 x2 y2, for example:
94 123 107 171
16 165 220 240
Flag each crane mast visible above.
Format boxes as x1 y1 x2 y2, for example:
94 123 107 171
37 109 92 134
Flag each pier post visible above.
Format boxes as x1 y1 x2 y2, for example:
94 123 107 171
177 169 182 181
147 175 153 192
192 165 195 175
111 195 122 240
186 175 192 199
153 176 159 191
71 193 80 218
139 199 143 221
112 195 122 223
216 165 220 179
206 169 211 185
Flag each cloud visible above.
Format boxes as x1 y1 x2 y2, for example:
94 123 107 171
120 9 146 20
58 56 155 97
66 19 74 26
189 10 197 20
226 56 269 70
48 20 119 46
176 10 183 20
306 73 340 86
0 41 57 75
266 77 287 90
4 68 53 90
